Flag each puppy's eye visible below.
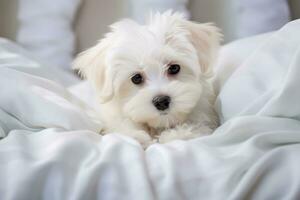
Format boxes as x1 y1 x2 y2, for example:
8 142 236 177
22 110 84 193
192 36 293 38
167 64 180 75
131 73 144 85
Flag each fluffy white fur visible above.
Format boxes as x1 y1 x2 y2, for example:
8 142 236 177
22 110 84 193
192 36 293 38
73 11 222 148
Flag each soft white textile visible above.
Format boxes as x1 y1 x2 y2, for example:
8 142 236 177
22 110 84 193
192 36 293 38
0 38 80 87
1 19 300 200
17 0 81 70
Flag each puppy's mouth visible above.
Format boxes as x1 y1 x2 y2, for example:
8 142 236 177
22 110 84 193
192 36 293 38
143 111 183 130
159 111 169 116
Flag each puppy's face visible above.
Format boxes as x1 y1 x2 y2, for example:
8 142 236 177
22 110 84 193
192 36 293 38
74 12 221 129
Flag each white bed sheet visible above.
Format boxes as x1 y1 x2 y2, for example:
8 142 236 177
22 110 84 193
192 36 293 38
1 19 300 200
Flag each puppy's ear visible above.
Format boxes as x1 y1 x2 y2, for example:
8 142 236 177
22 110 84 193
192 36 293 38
73 35 115 102
150 11 222 77
184 22 222 77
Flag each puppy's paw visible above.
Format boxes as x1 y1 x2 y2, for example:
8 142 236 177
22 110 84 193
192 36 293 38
159 124 212 144
159 129 190 144
124 130 154 148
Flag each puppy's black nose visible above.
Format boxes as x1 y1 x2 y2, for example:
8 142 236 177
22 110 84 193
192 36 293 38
152 95 171 111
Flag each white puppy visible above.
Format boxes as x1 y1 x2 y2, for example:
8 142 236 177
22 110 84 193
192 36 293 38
73 11 221 147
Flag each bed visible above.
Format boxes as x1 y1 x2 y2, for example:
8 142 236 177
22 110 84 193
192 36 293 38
1 19 300 200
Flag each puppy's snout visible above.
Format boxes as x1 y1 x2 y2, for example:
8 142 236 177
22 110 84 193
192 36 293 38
152 95 171 111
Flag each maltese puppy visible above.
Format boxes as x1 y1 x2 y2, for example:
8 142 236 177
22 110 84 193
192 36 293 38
73 11 221 147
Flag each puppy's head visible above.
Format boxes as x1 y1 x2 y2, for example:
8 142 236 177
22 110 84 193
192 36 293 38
73 11 221 129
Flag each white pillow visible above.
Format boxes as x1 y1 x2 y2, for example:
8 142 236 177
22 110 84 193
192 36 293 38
17 0 81 71
129 0 189 23
235 0 290 38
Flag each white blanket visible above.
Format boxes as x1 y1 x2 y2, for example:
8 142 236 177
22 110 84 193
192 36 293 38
1 20 300 200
